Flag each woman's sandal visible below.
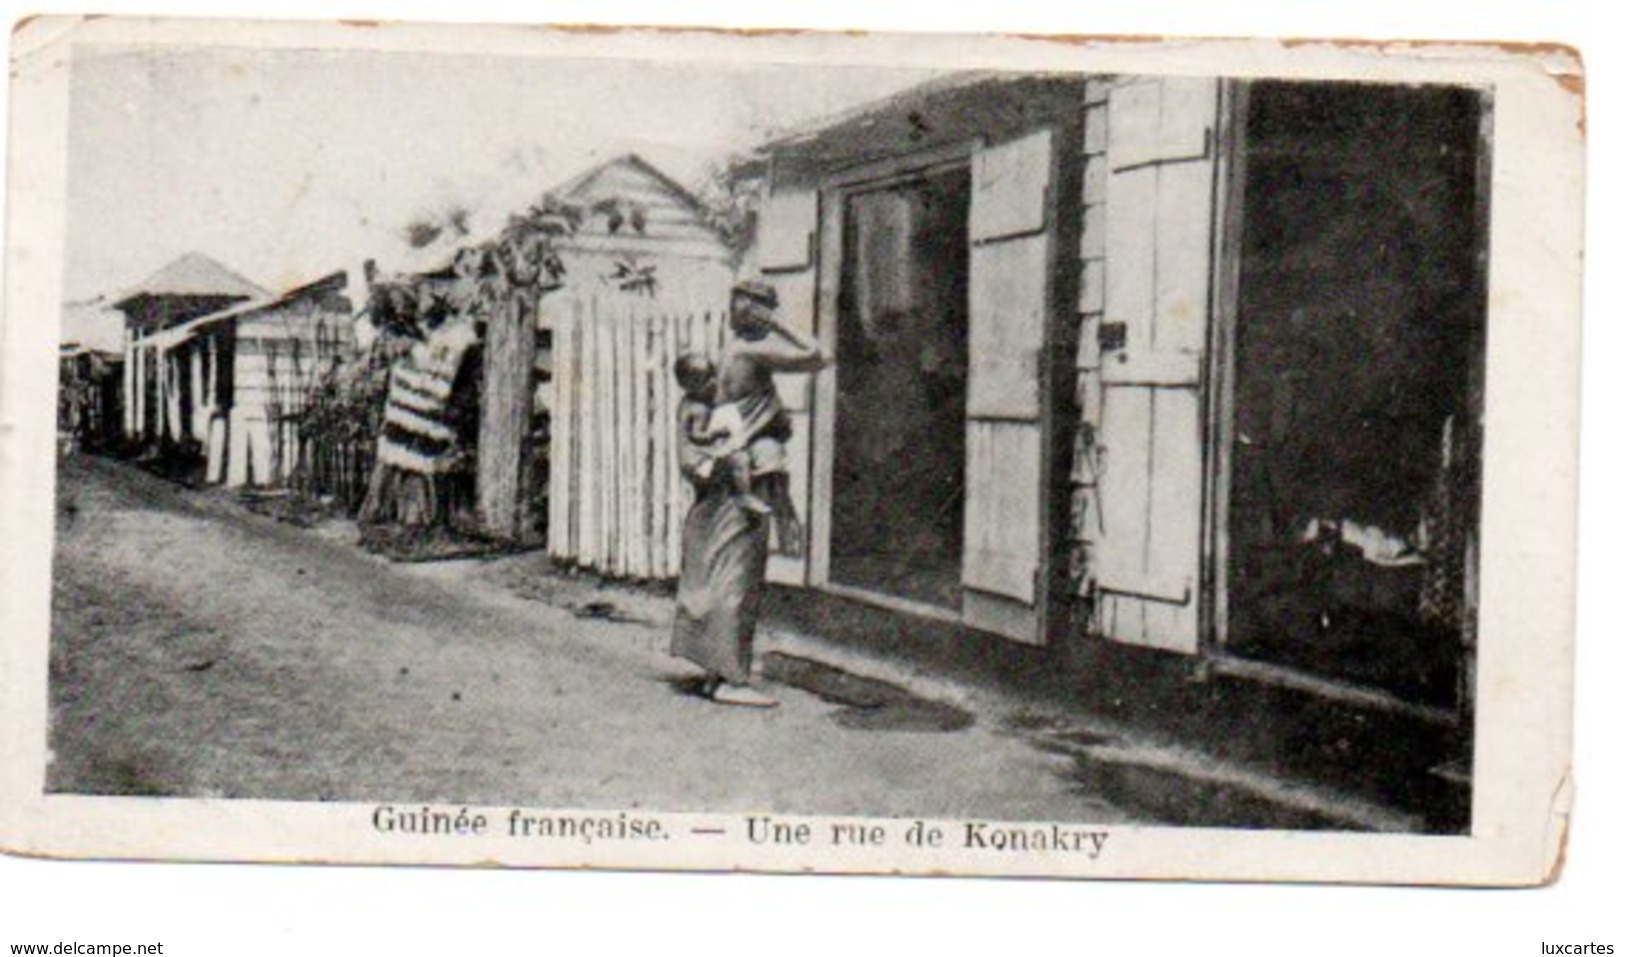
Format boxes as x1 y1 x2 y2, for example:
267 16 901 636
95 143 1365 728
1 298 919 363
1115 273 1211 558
711 683 779 708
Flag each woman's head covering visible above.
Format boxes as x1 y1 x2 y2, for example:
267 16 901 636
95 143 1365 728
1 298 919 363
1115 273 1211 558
730 280 778 339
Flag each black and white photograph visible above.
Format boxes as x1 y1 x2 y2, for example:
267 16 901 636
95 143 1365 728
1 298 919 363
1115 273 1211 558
0 14 1584 897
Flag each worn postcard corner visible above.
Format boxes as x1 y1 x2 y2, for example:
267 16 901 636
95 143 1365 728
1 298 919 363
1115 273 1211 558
0 17 1583 885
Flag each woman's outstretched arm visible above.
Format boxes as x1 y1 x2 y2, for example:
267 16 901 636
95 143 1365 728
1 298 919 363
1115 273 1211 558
734 318 831 372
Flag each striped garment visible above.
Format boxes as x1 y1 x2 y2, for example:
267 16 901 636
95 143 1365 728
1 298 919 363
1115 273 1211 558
377 321 478 475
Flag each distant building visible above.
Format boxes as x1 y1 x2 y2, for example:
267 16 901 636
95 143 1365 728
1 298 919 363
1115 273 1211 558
150 271 357 487
59 296 128 451
114 253 266 450
57 344 123 452
60 295 126 354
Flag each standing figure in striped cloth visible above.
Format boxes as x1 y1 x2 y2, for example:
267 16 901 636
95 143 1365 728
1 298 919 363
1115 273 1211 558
358 266 485 530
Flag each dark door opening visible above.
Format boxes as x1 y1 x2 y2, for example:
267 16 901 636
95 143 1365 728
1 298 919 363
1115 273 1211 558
830 166 972 609
1224 81 1487 707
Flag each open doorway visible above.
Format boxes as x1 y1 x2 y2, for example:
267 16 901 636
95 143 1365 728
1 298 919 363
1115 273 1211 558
1223 81 1487 707
829 165 972 610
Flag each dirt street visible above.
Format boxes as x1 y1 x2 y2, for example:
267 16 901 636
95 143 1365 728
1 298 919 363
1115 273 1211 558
47 456 1129 823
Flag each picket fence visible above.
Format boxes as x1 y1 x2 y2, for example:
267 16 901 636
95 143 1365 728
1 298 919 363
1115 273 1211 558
547 293 730 580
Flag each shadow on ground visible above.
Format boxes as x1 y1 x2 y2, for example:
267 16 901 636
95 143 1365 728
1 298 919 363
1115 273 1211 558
763 652 974 732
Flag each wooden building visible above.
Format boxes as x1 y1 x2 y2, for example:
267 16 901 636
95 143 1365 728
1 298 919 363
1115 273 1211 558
57 345 123 452
115 253 266 453
151 271 356 487
738 72 1488 719
59 296 128 451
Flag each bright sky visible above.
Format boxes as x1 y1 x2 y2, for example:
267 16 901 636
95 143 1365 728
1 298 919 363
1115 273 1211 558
64 45 938 300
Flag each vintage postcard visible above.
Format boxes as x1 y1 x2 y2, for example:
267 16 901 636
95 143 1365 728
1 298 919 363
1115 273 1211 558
0 16 1582 885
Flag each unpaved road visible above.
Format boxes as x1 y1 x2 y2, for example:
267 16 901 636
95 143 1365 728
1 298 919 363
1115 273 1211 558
48 456 1128 822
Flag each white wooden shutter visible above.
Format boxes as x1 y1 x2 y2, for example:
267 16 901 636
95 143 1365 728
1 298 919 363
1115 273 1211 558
962 129 1054 644
1094 77 1220 654
757 190 817 273
757 186 819 585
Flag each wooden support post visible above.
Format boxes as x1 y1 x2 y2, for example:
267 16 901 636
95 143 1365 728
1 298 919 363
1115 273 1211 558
478 293 538 543
549 298 576 561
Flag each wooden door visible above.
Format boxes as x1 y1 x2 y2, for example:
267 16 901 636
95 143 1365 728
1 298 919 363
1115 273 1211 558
755 187 820 585
961 129 1055 644
1093 77 1222 654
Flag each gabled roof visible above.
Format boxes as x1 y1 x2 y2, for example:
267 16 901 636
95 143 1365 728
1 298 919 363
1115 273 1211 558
547 153 728 250
552 154 709 215
113 253 266 309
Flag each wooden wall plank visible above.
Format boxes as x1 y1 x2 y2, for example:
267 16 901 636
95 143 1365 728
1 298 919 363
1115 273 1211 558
599 301 617 571
578 298 599 567
630 309 650 578
665 311 684 578
648 312 668 577
626 305 641 576
614 301 634 576
608 302 624 575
